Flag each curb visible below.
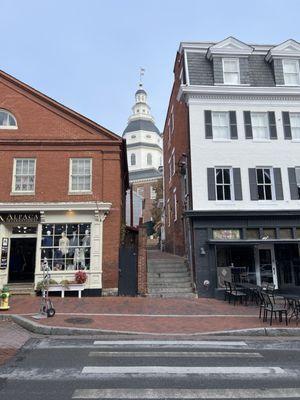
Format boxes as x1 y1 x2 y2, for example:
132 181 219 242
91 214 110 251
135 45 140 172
10 315 300 337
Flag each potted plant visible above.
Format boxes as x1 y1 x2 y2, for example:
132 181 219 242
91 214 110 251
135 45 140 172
75 270 87 284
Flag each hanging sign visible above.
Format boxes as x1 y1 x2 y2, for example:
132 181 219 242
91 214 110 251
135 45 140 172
0 238 9 270
0 213 40 224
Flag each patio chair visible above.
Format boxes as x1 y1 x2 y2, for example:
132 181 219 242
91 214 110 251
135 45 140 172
261 292 288 326
256 288 265 319
224 280 231 303
228 282 247 306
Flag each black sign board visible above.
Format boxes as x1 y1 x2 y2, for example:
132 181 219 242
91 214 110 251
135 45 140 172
0 238 9 270
0 213 40 224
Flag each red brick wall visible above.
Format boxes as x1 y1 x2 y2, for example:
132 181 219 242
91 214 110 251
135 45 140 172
0 73 126 290
163 52 190 257
132 178 162 222
137 224 147 295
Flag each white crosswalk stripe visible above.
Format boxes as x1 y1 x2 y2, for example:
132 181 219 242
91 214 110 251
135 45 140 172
89 351 263 358
72 387 300 399
92 340 248 348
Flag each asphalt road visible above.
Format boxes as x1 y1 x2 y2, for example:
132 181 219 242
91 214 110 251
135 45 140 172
1 337 300 399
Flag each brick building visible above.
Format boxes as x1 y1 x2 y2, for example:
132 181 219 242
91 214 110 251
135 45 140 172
0 69 128 295
164 37 300 297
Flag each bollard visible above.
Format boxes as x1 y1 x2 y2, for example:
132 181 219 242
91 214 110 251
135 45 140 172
0 286 10 310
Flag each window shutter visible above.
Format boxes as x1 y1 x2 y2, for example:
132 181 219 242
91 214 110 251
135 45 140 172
205 110 213 139
288 167 299 200
244 111 253 139
282 112 292 140
233 168 243 200
248 168 258 200
268 112 277 139
229 111 238 139
207 168 216 200
273 168 284 200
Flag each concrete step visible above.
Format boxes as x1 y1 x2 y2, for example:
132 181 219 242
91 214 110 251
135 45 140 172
148 260 186 267
148 287 194 294
148 281 193 288
7 283 35 295
148 272 191 279
148 277 192 284
148 266 189 273
148 292 196 298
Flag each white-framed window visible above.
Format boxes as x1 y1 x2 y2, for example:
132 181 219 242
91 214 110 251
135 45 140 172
69 158 92 193
212 112 230 140
290 113 300 139
173 188 177 221
222 58 240 85
167 199 171 227
150 186 156 200
251 112 269 140
0 109 17 129
296 167 300 199
136 187 144 198
130 153 136 166
147 153 152 166
256 167 273 200
283 59 300 86
215 167 232 201
12 158 36 193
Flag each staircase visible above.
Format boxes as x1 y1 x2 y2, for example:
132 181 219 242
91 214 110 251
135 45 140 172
147 250 196 298
7 282 35 295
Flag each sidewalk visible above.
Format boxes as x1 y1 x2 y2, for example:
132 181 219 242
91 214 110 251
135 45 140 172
1 295 299 336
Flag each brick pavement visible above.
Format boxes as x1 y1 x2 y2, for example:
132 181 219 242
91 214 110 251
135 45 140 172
1 295 299 335
0 320 32 365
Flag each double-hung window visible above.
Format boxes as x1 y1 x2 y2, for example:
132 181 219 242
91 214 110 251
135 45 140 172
215 168 232 200
70 158 92 193
13 159 36 193
212 112 230 140
296 167 300 199
251 112 269 140
223 58 240 85
290 113 300 140
256 168 273 200
283 59 300 86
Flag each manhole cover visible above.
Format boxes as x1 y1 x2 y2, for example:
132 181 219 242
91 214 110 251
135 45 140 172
64 317 93 325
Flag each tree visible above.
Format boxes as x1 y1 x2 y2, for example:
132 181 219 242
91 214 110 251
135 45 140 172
151 179 163 225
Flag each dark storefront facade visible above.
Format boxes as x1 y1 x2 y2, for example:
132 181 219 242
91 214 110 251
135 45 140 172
188 211 300 298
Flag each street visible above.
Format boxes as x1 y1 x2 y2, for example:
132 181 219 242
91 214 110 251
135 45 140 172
1 337 300 399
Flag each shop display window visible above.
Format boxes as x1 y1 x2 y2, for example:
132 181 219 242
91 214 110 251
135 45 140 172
246 229 260 239
296 228 300 239
41 223 91 271
280 228 293 239
262 228 276 239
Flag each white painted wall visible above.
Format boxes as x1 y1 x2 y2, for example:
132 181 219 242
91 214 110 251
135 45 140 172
188 98 300 211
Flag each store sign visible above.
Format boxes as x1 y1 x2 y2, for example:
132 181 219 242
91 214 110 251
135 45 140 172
0 238 9 269
0 213 40 224
213 229 240 240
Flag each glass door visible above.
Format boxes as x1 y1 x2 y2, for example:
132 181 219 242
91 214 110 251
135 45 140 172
255 245 278 288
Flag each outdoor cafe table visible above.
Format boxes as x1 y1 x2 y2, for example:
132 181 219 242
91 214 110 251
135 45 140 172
236 282 260 303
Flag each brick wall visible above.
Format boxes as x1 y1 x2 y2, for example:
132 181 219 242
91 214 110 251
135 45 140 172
132 178 162 222
137 223 147 295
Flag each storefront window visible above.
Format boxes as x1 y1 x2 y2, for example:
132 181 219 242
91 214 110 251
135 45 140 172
262 228 276 239
41 223 91 271
296 228 300 239
246 229 260 239
280 228 293 239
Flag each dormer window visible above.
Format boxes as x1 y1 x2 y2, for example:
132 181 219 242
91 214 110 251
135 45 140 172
0 110 17 129
222 58 240 85
283 59 300 85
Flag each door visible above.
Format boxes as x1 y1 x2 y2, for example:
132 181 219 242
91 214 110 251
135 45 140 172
8 238 36 282
255 245 278 288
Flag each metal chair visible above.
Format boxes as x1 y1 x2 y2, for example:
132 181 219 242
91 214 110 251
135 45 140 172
261 292 288 326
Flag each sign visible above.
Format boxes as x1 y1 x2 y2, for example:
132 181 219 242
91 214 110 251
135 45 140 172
0 238 9 270
0 213 40 224
213 229 240 240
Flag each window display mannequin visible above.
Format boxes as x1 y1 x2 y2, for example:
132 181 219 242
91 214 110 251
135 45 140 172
42 231 53 247
82 229 90 248
68 231 77 256
59 232 69 255
42 257 49 271
74 248 80 269
79 248 85 269
54 249 63 270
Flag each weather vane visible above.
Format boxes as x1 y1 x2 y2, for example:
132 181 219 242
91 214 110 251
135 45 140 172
139 67 145 86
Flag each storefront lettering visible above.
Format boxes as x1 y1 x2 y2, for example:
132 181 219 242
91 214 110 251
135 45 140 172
0 213 40 224
0 238 9 269
213 229 240 240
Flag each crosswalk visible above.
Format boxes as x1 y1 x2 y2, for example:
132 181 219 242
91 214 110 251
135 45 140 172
69 340 300 399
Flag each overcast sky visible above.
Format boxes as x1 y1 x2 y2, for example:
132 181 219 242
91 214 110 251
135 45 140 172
1 0 300 136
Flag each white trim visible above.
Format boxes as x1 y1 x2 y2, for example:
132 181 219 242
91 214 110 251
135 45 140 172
255 167 275 201
11 158 36 195
69 158 92 194
183 49 190 86
173 188 177 222
214 167 233 201
0 202 111 212
282 59 300 86
222 58 240 85
207 37 253 60
0 109 18 129
254 244 278 289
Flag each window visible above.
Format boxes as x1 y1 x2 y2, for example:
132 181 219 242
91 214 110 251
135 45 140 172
283 59 300 86
131 153 136 166
150 186 156 200
70 159 92 192
131 135 136 139
147 153 152 166
215 168 232 200
146 134 152 139
170 106 174 134
0 110 17 129
173 189 177 221
223 58 240 85
167 200 171 227
290 113 300 140
41 223 91 271
136 187 144 197
256 168 273 200
251 112 269 140
212 112 230 140
296 167 300 199
13 159 36 193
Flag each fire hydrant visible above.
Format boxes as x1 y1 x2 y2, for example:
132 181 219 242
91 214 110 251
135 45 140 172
0 286 10 310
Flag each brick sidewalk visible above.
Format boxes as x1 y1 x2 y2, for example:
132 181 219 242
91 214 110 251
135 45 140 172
0 320 32 365
1 295 299 335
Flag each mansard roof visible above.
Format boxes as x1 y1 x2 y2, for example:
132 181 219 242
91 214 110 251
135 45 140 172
265 39 300 62
207 36 253 59
123 119 161 135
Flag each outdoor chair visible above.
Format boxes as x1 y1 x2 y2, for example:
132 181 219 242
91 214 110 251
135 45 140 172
261 292 288 326
256 288 265 319
224 280 231 303
228 282 247 306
